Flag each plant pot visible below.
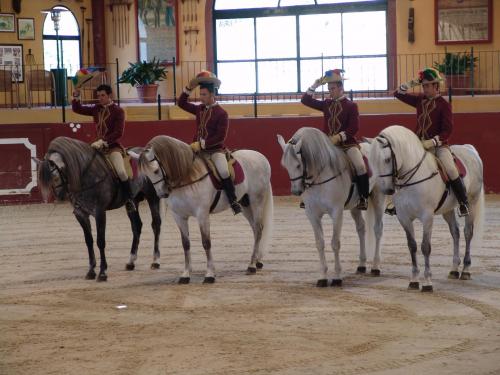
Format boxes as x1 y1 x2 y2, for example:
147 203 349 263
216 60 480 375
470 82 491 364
444 74 472 95
135 84 159 103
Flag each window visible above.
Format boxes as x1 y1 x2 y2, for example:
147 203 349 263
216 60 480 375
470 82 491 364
213 0 388 94
42 7 81 77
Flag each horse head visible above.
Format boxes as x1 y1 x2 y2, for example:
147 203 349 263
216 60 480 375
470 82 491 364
136 146 171 198
278 134 306 196
34 151 68 201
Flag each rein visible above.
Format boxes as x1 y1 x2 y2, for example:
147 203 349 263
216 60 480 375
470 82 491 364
378 135 438 189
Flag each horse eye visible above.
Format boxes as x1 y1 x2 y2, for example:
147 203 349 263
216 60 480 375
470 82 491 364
384 157 391 164
296 164 301 169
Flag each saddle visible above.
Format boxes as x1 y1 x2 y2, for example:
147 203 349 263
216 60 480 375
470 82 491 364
103 152 136 181
200 150 245 190
435 153 466 184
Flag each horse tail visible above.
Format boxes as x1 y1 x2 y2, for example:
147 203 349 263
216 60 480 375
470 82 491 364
159 196 167 221
471 183 485 251
365 188 384 270
258 182 274 261
38 159 53 201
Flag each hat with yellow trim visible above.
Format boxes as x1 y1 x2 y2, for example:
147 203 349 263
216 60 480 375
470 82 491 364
320 69 347 84
72 67 99 89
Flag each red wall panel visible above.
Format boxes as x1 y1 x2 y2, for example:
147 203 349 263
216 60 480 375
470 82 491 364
1 112 498 204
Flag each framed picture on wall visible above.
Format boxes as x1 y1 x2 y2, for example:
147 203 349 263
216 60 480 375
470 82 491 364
17 18 35 40
0 13 15 32
435 0 492 44
0 44 24 82
136 0 180 65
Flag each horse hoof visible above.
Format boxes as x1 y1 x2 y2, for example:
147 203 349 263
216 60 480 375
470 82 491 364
408 282 420 290
246 267 257 275
203 277 215 284
97 274 107 282
421 285 433 293
85 271 96 280
151 263 160 270
125 263 135 271
356 266 367 274
331 279 343 287
371 269 381 277
460 272 471 280
448 271 460 279
316 279 328 287
256 261 264 269
178 277 190 284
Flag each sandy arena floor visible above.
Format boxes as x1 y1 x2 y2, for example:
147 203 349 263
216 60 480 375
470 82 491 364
1 196 500 375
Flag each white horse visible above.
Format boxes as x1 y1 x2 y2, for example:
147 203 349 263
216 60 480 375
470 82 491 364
277 127 385 287
370 125 484 292
132 135 273 284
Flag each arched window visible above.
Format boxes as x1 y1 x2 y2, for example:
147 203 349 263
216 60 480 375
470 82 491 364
213 0 388 94
42 6 81 77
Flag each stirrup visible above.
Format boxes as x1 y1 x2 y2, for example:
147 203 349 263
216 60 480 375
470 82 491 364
385 204 396 216
125 199 137 212
230 201 242 215
458 203 469 217
356 197 368 211
299 201 305 209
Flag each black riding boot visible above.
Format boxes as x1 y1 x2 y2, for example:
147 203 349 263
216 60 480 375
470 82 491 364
121 179 137 212
450 177 469 216
356 173 369 210
221 177 242 215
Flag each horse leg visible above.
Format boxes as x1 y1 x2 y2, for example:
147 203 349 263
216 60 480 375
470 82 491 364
306 211 328 287
173 213 191 284
74 211 96 280
125 205 143 271
368 189 385 276
242 202 263 274
420 215 434 292
330 209 344 287
350 209 367 274
148 195 162 269
442 210 461 279
95 210 108 282
461 210 475 280
399 217 419 290
199 215 215 284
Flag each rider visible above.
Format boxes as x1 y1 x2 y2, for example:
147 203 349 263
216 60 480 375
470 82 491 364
71 84 136 211
178 70 242 215
388 67 469 217
301 69 369 210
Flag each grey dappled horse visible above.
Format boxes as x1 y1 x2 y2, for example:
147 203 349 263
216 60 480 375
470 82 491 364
36 136 162 281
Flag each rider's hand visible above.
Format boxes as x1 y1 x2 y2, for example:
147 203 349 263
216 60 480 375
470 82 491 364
188 78 199 90
190 141 201 152
309 78 322 91
421 139 436 150
91 139 106 150
329 134 342 145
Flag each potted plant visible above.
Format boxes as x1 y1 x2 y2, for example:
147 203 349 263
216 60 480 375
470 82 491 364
433 52 477 94
118 58 167 103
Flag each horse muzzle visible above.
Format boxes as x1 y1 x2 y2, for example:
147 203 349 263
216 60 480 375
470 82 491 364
384 188 395 195
291 188 303 196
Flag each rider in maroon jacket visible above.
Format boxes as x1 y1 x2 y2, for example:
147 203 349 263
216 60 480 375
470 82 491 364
178 71 241 215
389 67 469 216
302 69 369 210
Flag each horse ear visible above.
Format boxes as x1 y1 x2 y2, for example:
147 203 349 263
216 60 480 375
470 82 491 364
127 148 143 160
376 136 388 147
294 139 302 152
31 157 43 166
362 137 373 144
277 134 286 151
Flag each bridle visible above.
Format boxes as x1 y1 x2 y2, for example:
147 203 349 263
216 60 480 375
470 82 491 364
377 135 438 189
287 139 342 189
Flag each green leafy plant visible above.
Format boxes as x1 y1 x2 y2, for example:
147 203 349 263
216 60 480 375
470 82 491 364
433 52 477 75
118 58 167 86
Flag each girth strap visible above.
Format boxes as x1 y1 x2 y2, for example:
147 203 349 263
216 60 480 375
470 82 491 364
210 190 222 213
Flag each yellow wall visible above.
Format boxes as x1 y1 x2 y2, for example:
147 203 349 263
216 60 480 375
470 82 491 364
0 0 93 101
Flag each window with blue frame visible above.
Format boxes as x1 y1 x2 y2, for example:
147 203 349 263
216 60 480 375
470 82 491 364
213 0 388 94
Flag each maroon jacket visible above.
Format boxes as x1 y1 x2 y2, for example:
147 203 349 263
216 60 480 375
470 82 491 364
72 99 125 149
301 93 359 146
178 92 228 151
394 92 452 144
